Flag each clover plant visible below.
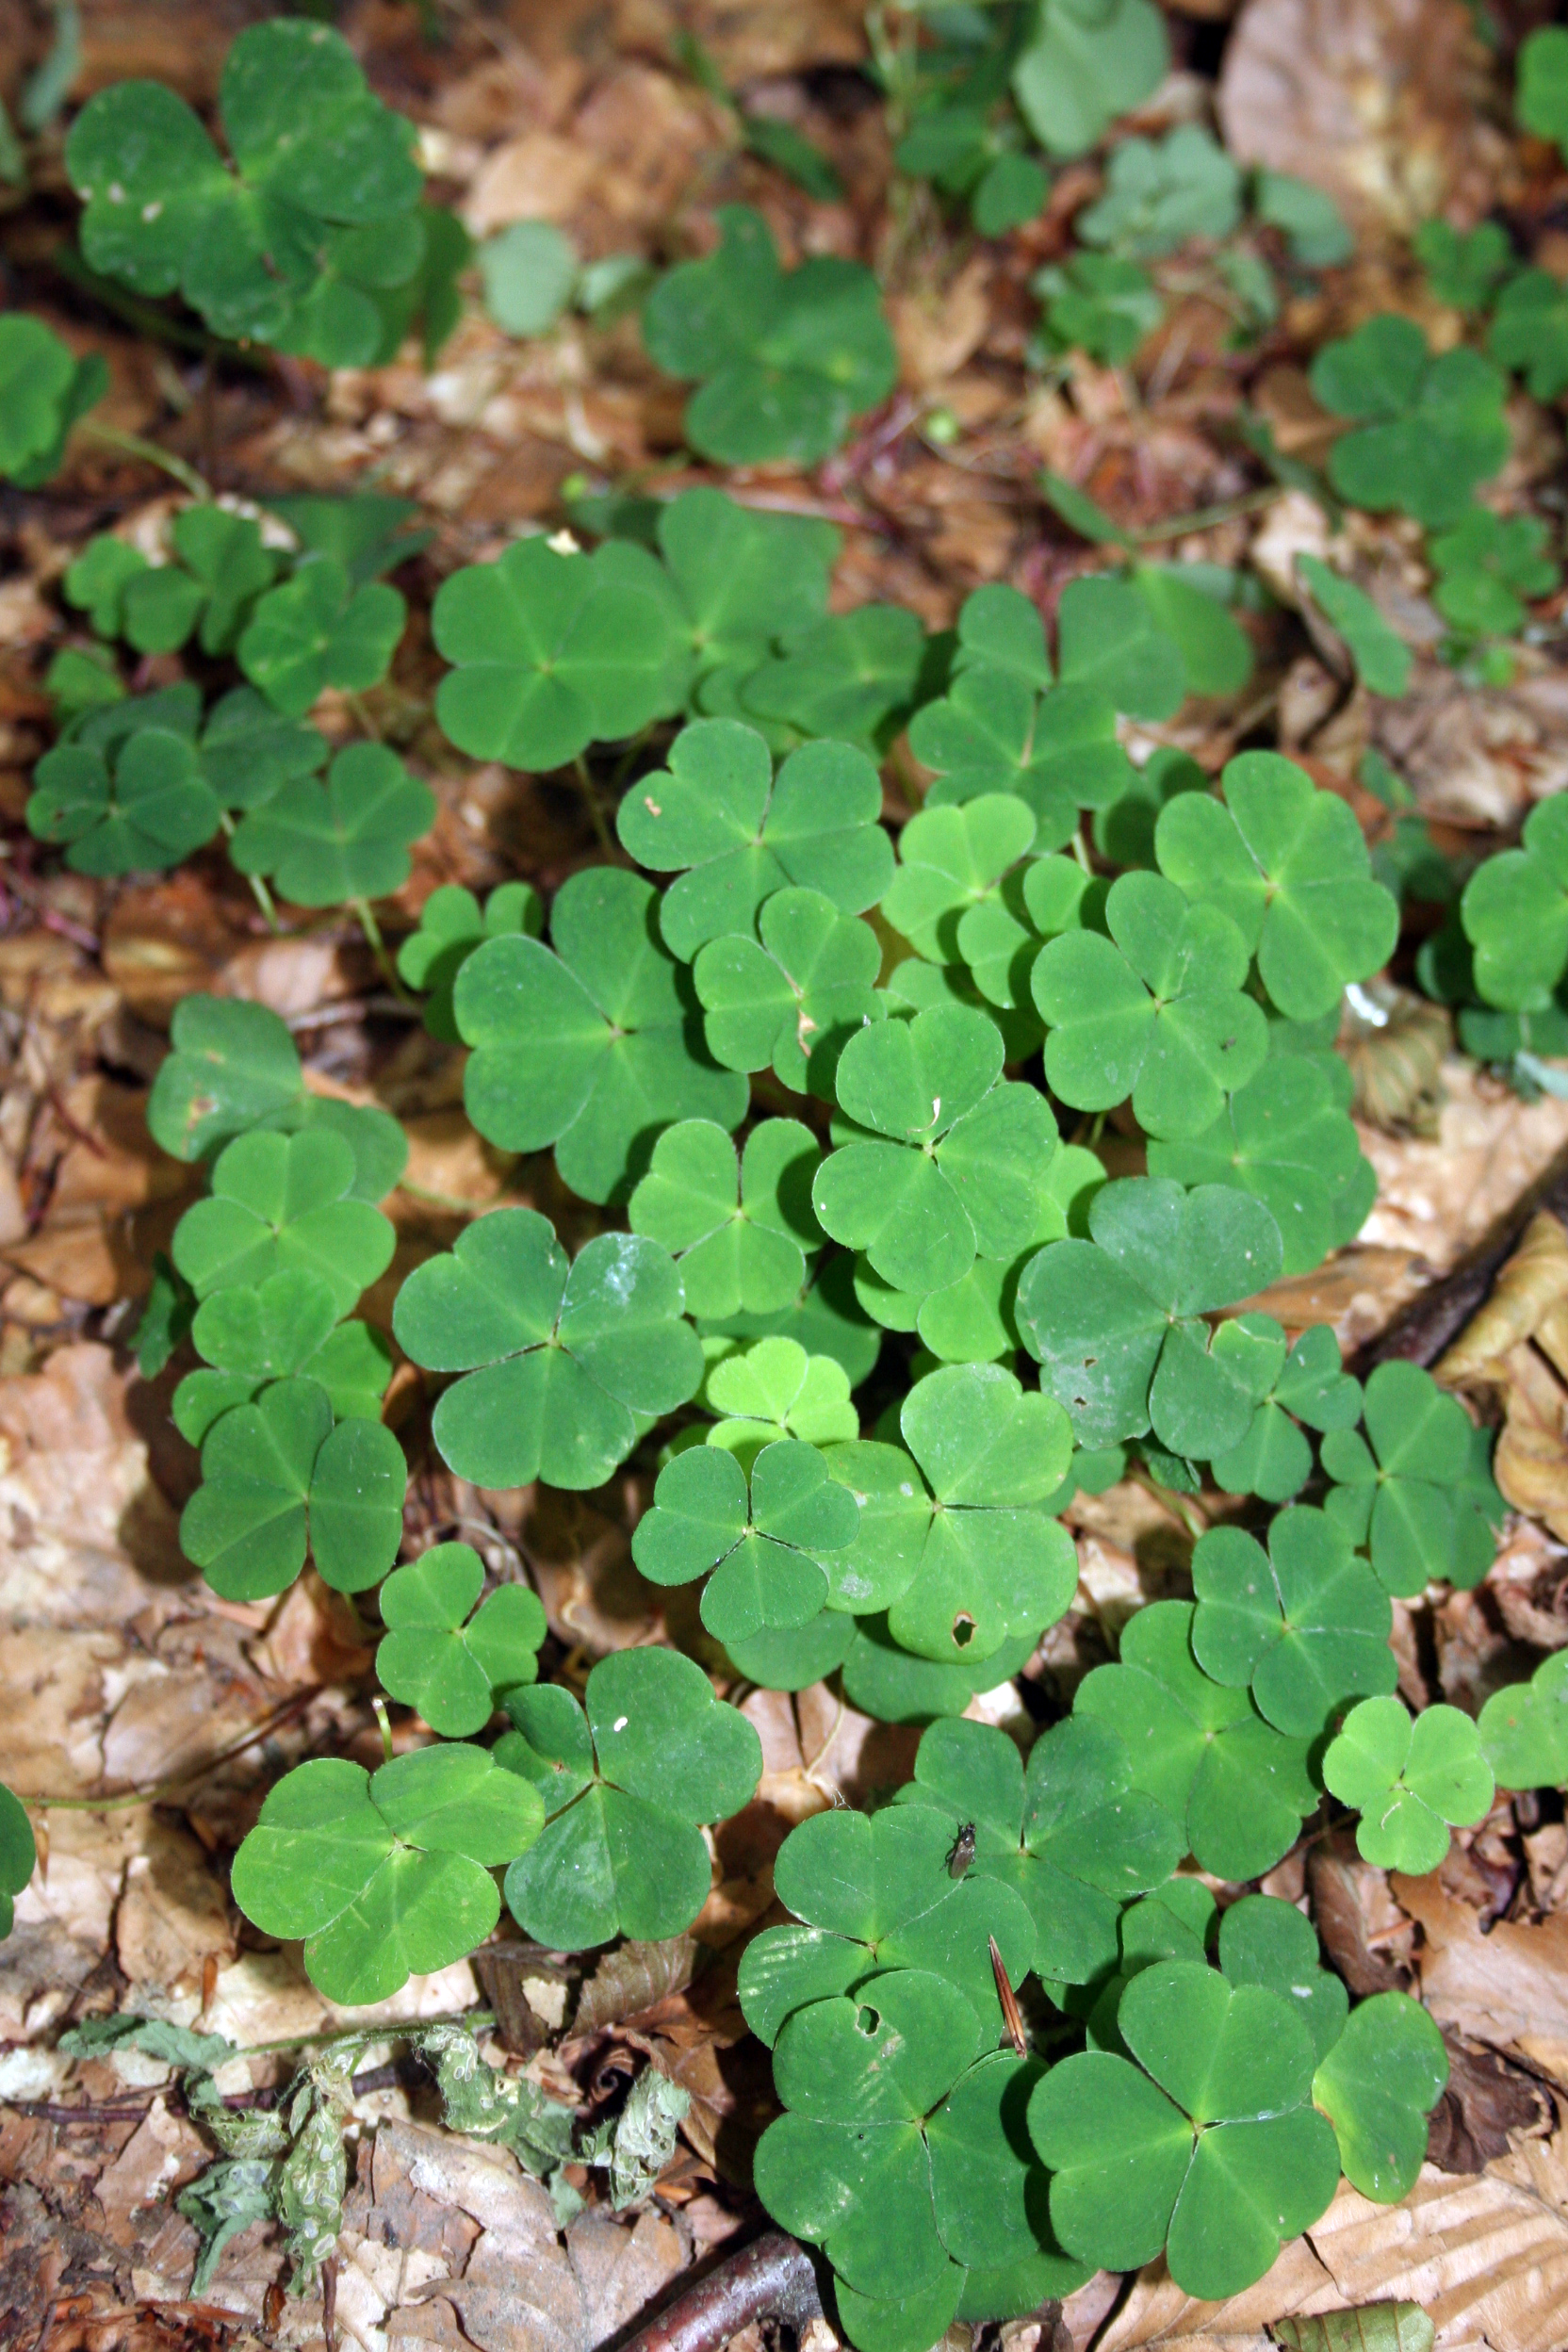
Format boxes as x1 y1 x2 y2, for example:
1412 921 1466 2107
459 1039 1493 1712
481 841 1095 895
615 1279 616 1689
1320 1360 1498 1594
375 1546 547 1737
1322 1696 1494 1872
1077 124 1242 259
65 509 281 656
397 882 543 1040
1032 253 1164 366
0 1784 35 1939
1414 219 1514 313
1488 268 1568 400
1429 509 1560 640
1308 315 1510 528
697 1336 858 1456
1479 1649 1568 1790
628 1119 823 1316
1012 0 1168 157
0 315 105 486
1517 25 1568 158
1190 1506 1397 1738
1460 794 1568 1011
642 205 897 465
634 1438 858 1642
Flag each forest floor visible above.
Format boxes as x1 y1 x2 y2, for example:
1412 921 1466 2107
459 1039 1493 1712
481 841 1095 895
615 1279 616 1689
10 1 1568 2348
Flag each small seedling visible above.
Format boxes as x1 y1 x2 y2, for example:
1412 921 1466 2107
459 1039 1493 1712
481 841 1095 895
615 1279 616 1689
0 1784 35 1937
1320 1360 1497 1594
179 1375 405 1600
1309 315 1510 528
1076 124 1242 259
1321 1696 1494 1872
375 1545 547 1736
1032 253 1164 366
1428 508 1560 639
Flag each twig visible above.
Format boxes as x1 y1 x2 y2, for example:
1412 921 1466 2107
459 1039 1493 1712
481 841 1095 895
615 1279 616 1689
25 1688 321 1812
616 2230 823 2352
228 2010 496 2061
285 995 422 1032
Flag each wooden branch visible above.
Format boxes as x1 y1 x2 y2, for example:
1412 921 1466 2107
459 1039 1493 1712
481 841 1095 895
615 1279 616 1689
619 2230 823 2352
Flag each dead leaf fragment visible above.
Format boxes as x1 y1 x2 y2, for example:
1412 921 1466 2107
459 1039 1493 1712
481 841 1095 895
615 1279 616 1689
1436 1211 1568 1537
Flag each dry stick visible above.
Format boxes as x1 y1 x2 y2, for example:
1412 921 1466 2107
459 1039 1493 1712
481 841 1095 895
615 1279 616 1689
1355 1149 1568 1374
617 2230 823 2352
26 1687 322 1813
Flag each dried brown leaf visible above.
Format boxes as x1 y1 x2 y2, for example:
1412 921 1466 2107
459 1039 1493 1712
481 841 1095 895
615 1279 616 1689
1436 1213 1568 1386
1394 1870 1568 2083
574 1937 700 2035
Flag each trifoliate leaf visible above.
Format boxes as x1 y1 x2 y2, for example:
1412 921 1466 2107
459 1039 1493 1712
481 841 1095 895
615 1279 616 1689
231 1747 542 2004
237 559 405 718
268 491 431 585
952 585 1054 693
824 1361 1076 1664
629 1119 822 1318
1321 1360 1485 1594
0 315 105 485
1205 1319 1363 1501
1308 314 1510 528
1217 1894 1348 2062
454 865 747 1203
1016 1175 1283 1455
953 853 1093 1011
0 1783 35 1938
1429 509 1559 639
620 723 893 963
694 890 883 1097
813 1004 1058 1297
228 743 434 906
1033 870 1267 1139
882 796 1038 965
197 687 330 810
908 673 1132 841
178 1375 405 1599
1461 793 1568 1010
700 1334 858 1456
1029 1960 1340 2298
899 1714 1184 1988
1056 575 1186 721
396 881 543 1041
66 19 423 344
1312 1992 1447 2203
375 1544 547 1736
740 604 927 749
433 536 687 770
1154 750 1398 1021
1128 564 1255 698
643 205 896 466
1488 268 1568 400
1190 1506 1396 1739
1076 1600 1316 1879
1076 125 1241 259
178 1266 387 1427
147 995 304 1163
499 1645 761 1948
394 1208 701 1490
172 1128 394 1317
1296 555 1412 697
653 486 837 686
1012 0 1169 158
1032 253 1163 365
634 1438 858 1642
697 1246 882 1392
1479 1650 1568 1790
740 1801 1037 2048
27 726 221 876
1321 1696 1494 1873
1147 1054 1375 1277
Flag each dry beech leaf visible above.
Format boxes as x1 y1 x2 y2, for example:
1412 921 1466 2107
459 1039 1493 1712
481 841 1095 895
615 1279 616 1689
573 1936 699 2035
1436 1213 1568 1385
1393 1870 1568 2082
1437 1212 1568 1537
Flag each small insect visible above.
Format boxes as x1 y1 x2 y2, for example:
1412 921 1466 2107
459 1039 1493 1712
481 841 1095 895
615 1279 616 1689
946 1821 976 1878
989 1935 1027 2059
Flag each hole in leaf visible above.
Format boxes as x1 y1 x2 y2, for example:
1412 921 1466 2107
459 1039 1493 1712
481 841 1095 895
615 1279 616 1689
952 1613 976 1648
856 2005 880 2036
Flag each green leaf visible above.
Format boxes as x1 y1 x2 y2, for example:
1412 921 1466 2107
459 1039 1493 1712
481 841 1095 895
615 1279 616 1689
740 605 926 750
1321 1360 1480 1595
183 1265 384 1412
480 219 578 335
1129 565 1255 698
1076 1600 1316 1879
840 1615 1037 1726
655 487 838 686
147 995 303 1163
238 559 405 718
0 314 99 482
396 880 543 1042
1429 509 1559 639
1488 268 1568 400
1154 750 1398 1021
1322 1696 1494 1873
1029 1960 1339 2297
813 1004 1059 1297
634 1438 858 1642
1076 125 1241 260
629 1119 821 1317
909 672 1132 842
1309 316 1510 529
826 1362 1076 1665
1313 1991 1447 2202
1033 253 1163 366
1205 1320 1363 1502
1057 574 1187 721
972 151 1048 236
268 491 431 586
740 1800 1037 2046
1217 1893 1348 2062
952 585 1054 693
1016 1175 1284 1454
500 1645 761 1948
376 1544 547 1736
1191 1505 1396 1738
1518 24 1568 158
1148 1054 1374 1278
1296 556 1412 696
1461 793 1568 1011
28 723 222 878
644 205 896 466
618 721 893 963
1479 1650 1568 1790
701 1333 858 1455
172 1129 394 1316
1012 0 1169 158
881 796 1038 965
455 865 747 1203
198 688 331 812
1033 871 1267 1139
395 1209 700 1490
228 743 434 907
64 534 151 638
955 854 1093 1013
1255 173 1353 268
175 1376 318 1599
232 1747 541 2004
0 1783 35 1938
1414 218 1513 313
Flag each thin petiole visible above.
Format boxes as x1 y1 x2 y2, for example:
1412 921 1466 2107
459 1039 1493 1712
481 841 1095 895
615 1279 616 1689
79 419 210 501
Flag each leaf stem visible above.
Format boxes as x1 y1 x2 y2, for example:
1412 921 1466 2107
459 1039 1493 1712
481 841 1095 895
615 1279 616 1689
218 815 282 931
1129 485 1287 546
573 754 614 856
372 1695 395 1764
351 896 413 1004
79 419 211 502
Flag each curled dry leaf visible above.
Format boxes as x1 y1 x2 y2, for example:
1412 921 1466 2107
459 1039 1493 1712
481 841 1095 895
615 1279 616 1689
573 1936 700 2036
1437 1211 1568 1538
